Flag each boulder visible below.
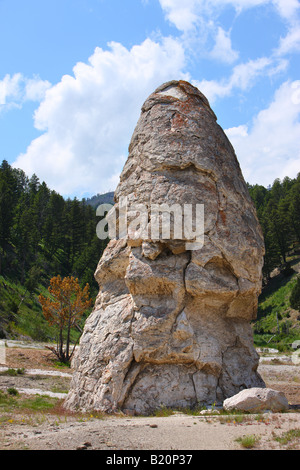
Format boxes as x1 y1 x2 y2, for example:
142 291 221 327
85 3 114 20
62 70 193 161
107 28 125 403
223 387 289 412
65 80 265 415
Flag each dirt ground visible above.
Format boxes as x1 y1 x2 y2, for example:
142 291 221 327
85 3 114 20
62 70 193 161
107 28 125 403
0 345 300 451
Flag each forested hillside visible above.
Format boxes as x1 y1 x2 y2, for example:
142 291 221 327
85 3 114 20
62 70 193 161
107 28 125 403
0 160 107 296
85 192 114 209
248 174 300 349
248 174 300 281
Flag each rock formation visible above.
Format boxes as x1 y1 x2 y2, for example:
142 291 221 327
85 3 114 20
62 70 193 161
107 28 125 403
65 80 265 414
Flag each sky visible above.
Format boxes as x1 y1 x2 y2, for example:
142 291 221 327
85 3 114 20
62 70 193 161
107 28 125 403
0 0 299 198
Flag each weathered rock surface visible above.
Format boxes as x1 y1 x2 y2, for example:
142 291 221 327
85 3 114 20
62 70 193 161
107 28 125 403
223 387 289 412
65 80 265 415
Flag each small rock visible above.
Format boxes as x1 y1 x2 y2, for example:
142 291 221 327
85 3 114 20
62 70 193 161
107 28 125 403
76 445 87 450
199 409 220 415
106 441 114 447
223 387 289 413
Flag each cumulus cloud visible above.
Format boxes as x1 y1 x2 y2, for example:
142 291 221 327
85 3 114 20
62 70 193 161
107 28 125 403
24 77 51 102
192 56 286 103
225 80 300 186
159 0 199 32
273 0 300 20
159 0 300 63
159 0 300 30
210 27 239 64
276 25 300 55
13 38 187 197
0 73 51 111
0 73 22 106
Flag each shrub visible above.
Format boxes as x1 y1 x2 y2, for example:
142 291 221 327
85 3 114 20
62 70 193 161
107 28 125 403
236 434 260 449
7 387 19 396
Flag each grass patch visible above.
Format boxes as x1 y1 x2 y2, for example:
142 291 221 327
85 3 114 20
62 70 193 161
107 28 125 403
177 404 208 416
219 414 246 424
50 385 69 394
151 403 215 417
253 413 270 424
20 395 58 411
152 406 174 417
236 434 261 449
0 389 59 413
274 428 300 446
53 360 71 369
0 390 105 426
0 389 18 410
0 368 25 376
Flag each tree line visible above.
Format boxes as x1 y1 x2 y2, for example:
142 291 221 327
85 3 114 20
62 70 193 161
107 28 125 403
0 159 107 297
248 173 300 281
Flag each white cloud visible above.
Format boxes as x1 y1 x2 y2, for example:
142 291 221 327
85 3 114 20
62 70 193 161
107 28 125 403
13 38 187 197
210 27 239 64
0 73 51 111
193 56 280 102
225 80 300 186
24 76 51 102
225 124 248 138
159 0 300 30
273 0 300 20
276 24 300 55
159 0 199 32
0 73 23 107
159 0 300 63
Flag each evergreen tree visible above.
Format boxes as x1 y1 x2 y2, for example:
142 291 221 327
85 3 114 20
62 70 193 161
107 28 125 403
290 276 300 312
0 161 19 273
247 174 300 280
288 176 300 244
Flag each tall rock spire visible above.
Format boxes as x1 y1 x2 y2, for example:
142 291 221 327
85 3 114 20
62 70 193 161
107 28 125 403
65 80 265 414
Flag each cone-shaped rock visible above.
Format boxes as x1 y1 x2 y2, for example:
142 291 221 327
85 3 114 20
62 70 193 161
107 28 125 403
65 80 265 414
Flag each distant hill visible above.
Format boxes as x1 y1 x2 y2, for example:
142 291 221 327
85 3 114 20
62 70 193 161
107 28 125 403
84 191 115 209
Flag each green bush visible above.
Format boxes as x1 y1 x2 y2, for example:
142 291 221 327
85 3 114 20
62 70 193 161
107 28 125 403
7 387 19 396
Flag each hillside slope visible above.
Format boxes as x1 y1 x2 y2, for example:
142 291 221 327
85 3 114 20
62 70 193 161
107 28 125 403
0 276 85 344
84 191 114 209
253 257 300 350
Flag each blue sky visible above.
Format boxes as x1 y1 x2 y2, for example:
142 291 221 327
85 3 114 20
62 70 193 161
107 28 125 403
0 0 299 198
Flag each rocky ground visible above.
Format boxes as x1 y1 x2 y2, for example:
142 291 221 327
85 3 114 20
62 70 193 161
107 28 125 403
0 343 299 451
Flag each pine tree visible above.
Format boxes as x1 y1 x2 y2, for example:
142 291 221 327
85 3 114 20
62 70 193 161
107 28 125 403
290 276 300 312
0 161 19 273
